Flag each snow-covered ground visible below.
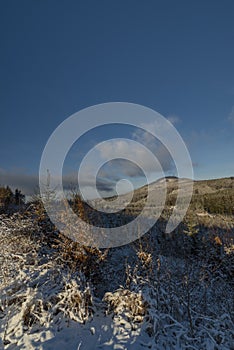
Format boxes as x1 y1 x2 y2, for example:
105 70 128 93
1 211 234 349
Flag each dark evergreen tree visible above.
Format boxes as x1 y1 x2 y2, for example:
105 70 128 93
14 188 25 205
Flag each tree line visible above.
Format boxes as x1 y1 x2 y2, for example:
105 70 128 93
0 185 25 207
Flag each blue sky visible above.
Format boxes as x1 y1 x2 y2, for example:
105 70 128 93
0 0 234 195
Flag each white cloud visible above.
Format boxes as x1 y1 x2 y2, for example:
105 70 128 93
96 138 172 177
167 115 181 125
0 119 178 199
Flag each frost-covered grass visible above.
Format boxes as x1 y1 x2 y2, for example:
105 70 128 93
125 254 234 350
0 207 234 349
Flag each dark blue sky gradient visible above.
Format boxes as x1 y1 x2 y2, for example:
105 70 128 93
0 0 234 192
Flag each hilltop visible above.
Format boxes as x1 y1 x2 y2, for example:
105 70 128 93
92 176 234 227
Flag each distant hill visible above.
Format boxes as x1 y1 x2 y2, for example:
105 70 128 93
94 176 234 226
